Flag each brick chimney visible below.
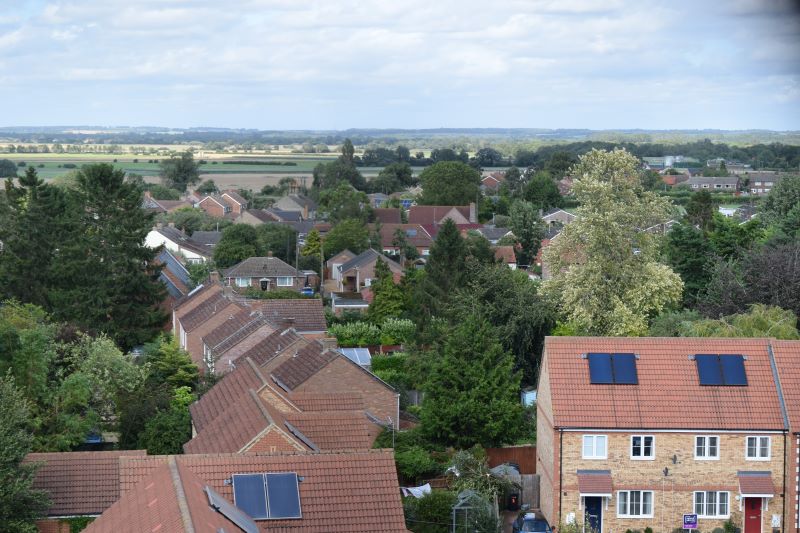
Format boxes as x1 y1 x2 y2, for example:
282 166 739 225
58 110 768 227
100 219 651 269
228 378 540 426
267 251 273 257
469 202 477 223
209 271 220 284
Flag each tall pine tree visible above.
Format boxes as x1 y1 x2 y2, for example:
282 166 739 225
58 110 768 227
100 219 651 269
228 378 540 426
50 164 166 349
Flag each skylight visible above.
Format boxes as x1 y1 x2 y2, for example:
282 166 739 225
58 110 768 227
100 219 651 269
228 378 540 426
695 354 747 386
587 353 638 385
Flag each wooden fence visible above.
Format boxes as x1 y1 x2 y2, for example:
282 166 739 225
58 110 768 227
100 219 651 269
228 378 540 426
486 445 536 474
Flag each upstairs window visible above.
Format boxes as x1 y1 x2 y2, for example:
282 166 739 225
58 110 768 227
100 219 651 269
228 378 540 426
694 354 747 386
695 436 719 460
587 353 638 384
631 435 654 459
582 435 607 459
745 436 770 460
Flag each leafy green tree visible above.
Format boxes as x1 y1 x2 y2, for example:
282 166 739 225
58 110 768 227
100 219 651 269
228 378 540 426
685 190 717 232
761 174 800 237
144 184 181 200
664 223 713 305
508 200 545 267
392 227 419 264
257 223 298 264
450 264 556 385
195 179 218 195
186 261 213 287
544 151 578 177
368 259 405 323
417 162 481 206
681 304 799 340
312 159 367 191
523 171 563 211
473 147 506 168
0 167 69 308
159 151 200 192
420 313 525 448
542 149 683 336
371 162 414 194
503 166 523 196
414 219 466 323
341 138 355 165
396 145 411 163
323 219 370 259
145 335 199 390
137 387 194 455
0 158 18 178
213 224 259 268
707 215 763 260
0 375 51 532
48 164 167 349
164 207 231 235
318 183 372 223
404 491 457 533
302 229 322 259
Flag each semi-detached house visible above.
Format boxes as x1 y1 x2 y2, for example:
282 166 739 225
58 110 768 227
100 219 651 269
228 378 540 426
537 337 799 533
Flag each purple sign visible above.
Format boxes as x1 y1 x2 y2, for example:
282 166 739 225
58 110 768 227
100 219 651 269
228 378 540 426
683 514 698 529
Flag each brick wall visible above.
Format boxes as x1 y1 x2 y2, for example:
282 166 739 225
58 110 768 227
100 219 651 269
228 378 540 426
296 358 399 428
36 520 73 533
172 285 221 337
246 426 305 454
184 302 242 369
559 431 786 533
198 198 225 218
537 357 558 523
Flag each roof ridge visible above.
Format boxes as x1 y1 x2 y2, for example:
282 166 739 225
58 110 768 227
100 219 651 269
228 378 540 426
246 357 268 388
248 388 274 425
168 456 196 533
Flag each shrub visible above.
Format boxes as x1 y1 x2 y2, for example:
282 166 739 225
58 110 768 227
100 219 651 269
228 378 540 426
63 163 77 169
380 318 415 345
395 445 442 481
403 490 458 533
329 321 381 347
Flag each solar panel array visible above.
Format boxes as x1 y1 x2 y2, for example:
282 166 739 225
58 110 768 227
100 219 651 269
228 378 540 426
587 353 638 385
205 485 260 533
338 348 372 366
232 472 302 520
695 354 748 386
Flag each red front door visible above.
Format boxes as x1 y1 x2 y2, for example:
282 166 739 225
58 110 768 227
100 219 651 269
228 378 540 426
744 498 762 533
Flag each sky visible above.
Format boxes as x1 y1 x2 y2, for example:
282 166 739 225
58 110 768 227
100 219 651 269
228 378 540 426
1 0 799 130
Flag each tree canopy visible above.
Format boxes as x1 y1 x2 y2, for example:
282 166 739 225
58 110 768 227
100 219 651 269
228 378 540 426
417 162 481 206
542 149 683 336
159 151 201 192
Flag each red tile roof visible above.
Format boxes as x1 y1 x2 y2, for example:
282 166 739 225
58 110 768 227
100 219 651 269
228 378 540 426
271 344 338 391
239 328 304 367
408 205 471 225
577 470 613 495
737 471 775 496
118 451 407 532
24 450 147 517
373 208 402 224
291 392 365 412
494 245 517 265
286 412 377 451
189 358 267 433
83 458 242 533
373 223 434 249
773 340 800 429
259 299 327 333
544 337 786 430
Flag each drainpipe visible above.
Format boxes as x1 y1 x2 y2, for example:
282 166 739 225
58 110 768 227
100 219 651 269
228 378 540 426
559 428 564 529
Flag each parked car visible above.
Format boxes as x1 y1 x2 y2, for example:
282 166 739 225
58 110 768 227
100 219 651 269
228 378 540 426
512 513 552 533
300 287 315 296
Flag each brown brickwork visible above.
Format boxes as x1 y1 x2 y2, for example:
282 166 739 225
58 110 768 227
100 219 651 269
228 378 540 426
184 300 242 368
246 426 305 454
293 357 399 428
36 520 73 533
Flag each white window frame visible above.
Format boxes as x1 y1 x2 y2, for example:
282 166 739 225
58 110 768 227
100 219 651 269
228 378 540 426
276 276 293 287
694 491 730 518
582 435 607 460
617 490 654 518
235 277 250 288
745 436 771 460
630 435 655 460
694 435 720 460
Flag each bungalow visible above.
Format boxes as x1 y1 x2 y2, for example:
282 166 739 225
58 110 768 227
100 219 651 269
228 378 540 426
408 203 477 225
372 223 434 258
542 207 577 227
223 254 304 292
537 336 796 533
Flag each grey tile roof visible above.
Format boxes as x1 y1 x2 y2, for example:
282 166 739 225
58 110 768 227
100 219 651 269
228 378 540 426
189 231 222 246
271 344 338 391
154 226 215 258
223 256 299 279
339 249 401 274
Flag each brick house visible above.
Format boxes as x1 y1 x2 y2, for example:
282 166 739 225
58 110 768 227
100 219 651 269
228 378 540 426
686 176 741 192
326 249 356 281
145 224 215 264
408 203 477 225
220 190 248 215
773 341 800 533
223 254 304 292
80 451 406 533
372 223 434 258
537 337 795 533
197 195 231 218
336 249 403 292
184 334 399 456
176 290 245 367
542 208 577 228
274 194 317 220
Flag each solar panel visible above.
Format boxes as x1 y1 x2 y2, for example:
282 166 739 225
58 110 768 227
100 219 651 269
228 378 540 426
265 473 302 519
611 353 638 384
696 354 723 385
587 353 613 384
232 474 268 520
205 486 260 533
720 354 747 386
